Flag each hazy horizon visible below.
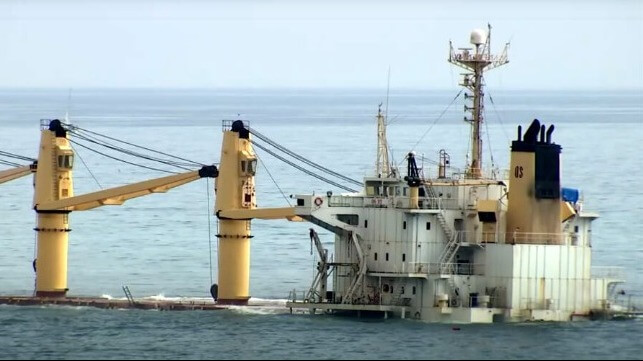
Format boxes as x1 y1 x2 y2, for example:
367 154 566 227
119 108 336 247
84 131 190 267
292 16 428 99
0 0 641 91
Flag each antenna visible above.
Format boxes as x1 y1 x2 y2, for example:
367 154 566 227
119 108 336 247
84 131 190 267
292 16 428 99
385 66 391 123
448 24 509 179
64 88 73 123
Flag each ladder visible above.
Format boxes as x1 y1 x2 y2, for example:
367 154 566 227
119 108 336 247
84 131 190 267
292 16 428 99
421 182 439 209
446 277 461 307
436 212 454 241
439 232 460 266
122 285 136 305
342 233 367 305
424 182 460 269
305 229 329 303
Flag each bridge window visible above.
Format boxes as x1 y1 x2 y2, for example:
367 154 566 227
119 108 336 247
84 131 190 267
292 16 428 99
402 253 406 262
364 220 368 228
374 253 378 261
248 159 257 175
403 221 407 229
57 155 74 170
240 159 257 176
386 253 389 261
426 222 431 230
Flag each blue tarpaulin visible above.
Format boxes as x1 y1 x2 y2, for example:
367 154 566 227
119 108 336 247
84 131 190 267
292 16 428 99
562 187 579 203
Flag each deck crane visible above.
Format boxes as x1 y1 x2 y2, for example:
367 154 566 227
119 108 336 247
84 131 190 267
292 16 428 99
0 163 36 184
32 119 218 297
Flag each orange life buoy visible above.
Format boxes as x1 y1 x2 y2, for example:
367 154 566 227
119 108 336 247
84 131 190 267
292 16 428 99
314 197 323 206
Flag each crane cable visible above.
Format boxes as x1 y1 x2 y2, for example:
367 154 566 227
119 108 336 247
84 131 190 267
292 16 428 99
69 130 195 170
249 128 362 187
394 89 464 170
70 143 103 189
0 159 23 167
0 151 37 164
64 124 205 166
409 88 464 155
70 133 192 171
252 140 358 193
60 123 215 174
69 139 180 174
255 151 292 206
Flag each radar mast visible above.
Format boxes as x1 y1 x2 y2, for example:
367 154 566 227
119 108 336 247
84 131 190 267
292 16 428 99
449 24 509 179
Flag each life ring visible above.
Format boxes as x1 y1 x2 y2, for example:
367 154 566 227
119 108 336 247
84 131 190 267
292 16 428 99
314 197 323 207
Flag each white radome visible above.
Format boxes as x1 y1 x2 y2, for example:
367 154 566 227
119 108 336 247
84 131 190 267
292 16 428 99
470 28 487 45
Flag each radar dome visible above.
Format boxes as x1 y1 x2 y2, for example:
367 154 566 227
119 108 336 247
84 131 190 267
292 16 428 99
470 29 487 45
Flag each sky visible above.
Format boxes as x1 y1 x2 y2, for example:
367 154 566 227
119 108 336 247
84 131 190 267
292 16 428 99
0 0 641 90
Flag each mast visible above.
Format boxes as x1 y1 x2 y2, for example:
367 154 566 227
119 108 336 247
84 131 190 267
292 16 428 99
449 24 509 179
375 103 391 177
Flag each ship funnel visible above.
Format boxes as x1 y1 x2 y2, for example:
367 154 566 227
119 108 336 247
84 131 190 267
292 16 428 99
506 120 563 245
546 125 555 144
523 119 540 144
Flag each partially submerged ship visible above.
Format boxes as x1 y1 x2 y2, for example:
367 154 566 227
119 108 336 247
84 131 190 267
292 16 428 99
0 27 634 323
275 27 628 322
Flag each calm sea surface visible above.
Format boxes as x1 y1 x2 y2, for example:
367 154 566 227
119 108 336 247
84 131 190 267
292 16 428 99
0 89 641 359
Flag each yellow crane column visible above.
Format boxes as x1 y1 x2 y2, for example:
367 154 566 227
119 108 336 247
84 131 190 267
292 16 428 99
31 119 219 297
214 120 257 305
33 119 74 297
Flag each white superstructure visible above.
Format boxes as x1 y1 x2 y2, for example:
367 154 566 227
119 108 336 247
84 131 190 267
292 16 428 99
285 27 625 323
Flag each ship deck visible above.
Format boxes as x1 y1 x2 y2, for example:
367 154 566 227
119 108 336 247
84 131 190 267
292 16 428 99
286 301 408 319
0 295 227 311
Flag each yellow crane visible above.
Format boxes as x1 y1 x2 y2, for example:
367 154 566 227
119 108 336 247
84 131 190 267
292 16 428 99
32 119 218 297
0 163 36 184
213 120 300 304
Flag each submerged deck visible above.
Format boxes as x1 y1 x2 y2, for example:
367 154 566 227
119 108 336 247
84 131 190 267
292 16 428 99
287 301 408 319
0 296 227 311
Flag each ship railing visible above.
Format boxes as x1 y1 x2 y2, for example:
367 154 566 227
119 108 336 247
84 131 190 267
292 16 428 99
507 232 573 245
610 295 642 313
327 195 460 210
434 262 485 276
591 267 626 280
448 231 575 245
40 118 54 130
288 289 312 303
408 262 431 274
465 294 499 308
448 168 510 181
407 262 485 276
222 119 250 132
521 298 559 310
452 52 502 63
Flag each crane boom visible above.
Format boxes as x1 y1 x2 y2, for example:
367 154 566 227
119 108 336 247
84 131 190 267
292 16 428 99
37 166 217 212
0 164 36 184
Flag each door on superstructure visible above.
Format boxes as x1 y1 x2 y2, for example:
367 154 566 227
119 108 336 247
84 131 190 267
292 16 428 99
454 219 464 242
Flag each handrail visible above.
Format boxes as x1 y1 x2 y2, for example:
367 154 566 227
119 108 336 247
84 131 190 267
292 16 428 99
327 195 461 210
404 262 485 276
